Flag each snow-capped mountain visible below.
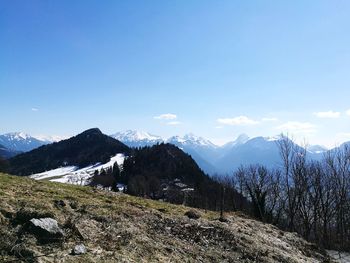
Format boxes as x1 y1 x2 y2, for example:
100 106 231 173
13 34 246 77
0 132 68 153
109 131 329 175
214 136 284 173
213 135 329 174
110 130 163 147
166 134 219 175
109 131 348 175
167 133 218 149
33 135 68 143
110 131 220 174
307 145 328 154
0 132 48 152
220 134 250 157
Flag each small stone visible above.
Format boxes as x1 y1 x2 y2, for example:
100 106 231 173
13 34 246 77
72 244 87 255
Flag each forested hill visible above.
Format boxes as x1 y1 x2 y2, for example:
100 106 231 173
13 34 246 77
7 128 130 176
123 143 207 186
121 143 241 210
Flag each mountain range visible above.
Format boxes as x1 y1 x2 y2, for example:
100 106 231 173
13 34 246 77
111 130 162 147
111 130 331 174
1 129 338 175
0 132 54 153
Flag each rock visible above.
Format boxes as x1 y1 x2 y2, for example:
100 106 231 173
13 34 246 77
29 218 64 243
54 200 66 208
185 210 201 220
72 244 87 255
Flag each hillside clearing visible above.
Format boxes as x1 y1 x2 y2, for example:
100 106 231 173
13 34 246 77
0 173 333 263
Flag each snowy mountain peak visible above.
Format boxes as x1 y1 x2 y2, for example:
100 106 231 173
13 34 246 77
167 134 216 148
234 134 250 144
111 130 162 142
5 132 31 141
0 132 49 152
184 134 217 147
308 145 328 154
222 134 250 149
110 130 163 147
33 135 68 143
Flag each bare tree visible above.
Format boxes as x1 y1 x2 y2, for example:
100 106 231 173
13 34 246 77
276 134 298 231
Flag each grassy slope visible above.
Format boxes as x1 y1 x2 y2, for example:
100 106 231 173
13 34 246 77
0 173 332 263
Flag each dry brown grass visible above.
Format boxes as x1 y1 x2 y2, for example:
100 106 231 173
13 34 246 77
0 173 333 263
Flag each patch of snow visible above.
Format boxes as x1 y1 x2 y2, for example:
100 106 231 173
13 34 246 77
117 183 127 192
51 172 93 185
3 132 31 141
30 166 78 180
97 153 125 170
265 135 281 142
30 154 125 186
13 132 31 140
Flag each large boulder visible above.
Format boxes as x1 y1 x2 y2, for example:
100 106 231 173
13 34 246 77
29 218 64 243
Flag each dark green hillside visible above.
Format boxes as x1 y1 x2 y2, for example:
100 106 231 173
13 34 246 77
121 143 240 210
123 143 207 185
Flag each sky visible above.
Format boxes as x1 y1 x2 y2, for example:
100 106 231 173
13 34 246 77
1 0 350 147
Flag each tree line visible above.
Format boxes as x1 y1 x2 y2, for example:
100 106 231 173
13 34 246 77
217 135 350 251
89 143 248 213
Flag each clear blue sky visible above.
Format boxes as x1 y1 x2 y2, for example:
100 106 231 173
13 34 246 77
1 0 350 147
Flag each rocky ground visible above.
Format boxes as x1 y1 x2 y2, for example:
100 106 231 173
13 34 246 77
0 173 334 263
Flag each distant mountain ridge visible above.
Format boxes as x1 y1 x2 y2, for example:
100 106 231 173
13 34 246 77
2 129 334 175
109 130 330 174
0 144 20 159
0 132 66 154
110 130 162 147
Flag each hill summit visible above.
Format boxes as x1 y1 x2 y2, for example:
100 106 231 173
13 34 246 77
7 128 130 176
